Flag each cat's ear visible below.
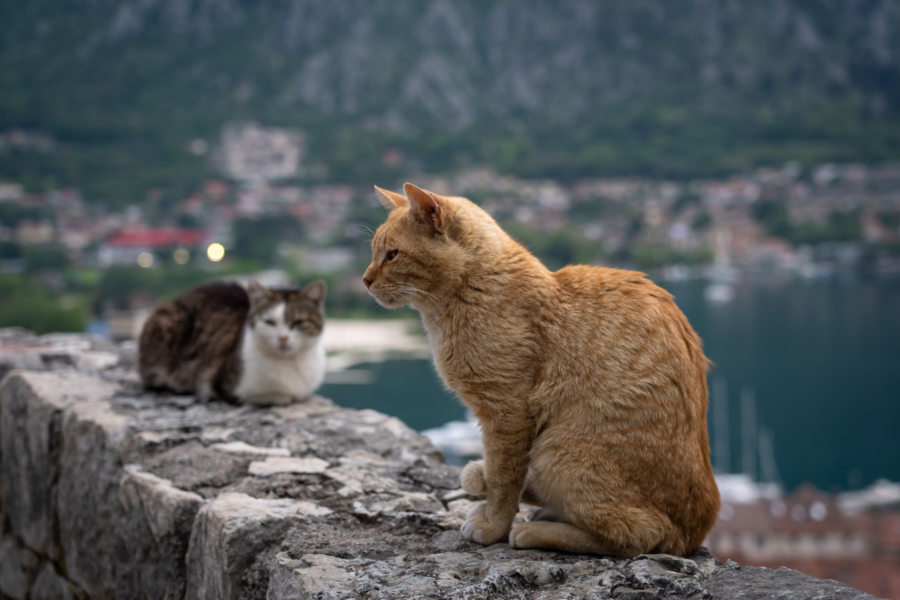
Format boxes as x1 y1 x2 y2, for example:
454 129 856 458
246 281 270 307
374 185 405 211
302 280 326 306
403 182 448 232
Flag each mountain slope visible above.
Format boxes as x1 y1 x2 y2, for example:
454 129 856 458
2 0 899 203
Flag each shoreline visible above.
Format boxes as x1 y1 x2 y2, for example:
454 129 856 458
322 318 431 372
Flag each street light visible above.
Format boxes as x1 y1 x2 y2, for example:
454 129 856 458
207 243 225 262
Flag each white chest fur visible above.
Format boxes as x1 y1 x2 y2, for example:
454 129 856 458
233 329 325 405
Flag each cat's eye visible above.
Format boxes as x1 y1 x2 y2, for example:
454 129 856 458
264 319 276 326
291 320 305 329
386 249 399 260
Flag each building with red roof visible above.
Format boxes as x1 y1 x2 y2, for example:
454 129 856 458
98 228 206 266
105 228 204 249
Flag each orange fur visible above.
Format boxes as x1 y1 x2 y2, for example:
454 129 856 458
364 183 720 557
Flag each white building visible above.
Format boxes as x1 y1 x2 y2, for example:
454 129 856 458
219 122 305 182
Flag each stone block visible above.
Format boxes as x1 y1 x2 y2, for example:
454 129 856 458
0 371 115 556
116 465 204 600
185 493 319 600
55 398 130 598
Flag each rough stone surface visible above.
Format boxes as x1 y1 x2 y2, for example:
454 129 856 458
0 536 32 600
117 465 204 599
703 564 878 600
0 368 117 557
0 330 882 599
30 563 75 600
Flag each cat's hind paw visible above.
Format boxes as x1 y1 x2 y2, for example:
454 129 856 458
461 502 510 545
508 522 536 548
460 459 487 495
509 520 622 555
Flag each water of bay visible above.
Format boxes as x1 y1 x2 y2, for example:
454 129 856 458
321 274 900 492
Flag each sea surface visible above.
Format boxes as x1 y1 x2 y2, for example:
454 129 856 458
321 274 900 492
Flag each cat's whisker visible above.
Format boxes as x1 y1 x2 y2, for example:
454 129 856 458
400 284 439 304
347 222 377 242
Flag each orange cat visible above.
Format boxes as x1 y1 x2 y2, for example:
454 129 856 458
363 183 719 557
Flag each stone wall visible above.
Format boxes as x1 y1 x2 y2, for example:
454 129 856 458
0 330 879 599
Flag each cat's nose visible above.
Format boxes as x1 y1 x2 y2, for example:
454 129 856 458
363 276 373 288
278 335 288 344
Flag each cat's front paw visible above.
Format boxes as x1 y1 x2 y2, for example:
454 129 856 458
461 502 511 545
242 393 294 406
460 459 487 495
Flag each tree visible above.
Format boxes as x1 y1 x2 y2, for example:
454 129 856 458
0 275 86 333
232 214 305 264
23 243 69 273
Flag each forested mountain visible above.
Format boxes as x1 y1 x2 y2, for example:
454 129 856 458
2 0 899 204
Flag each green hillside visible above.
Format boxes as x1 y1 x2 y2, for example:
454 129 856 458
2 0 899 205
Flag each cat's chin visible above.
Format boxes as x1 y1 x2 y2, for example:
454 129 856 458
264 343 300 357
385 299 409 309
370 293 406 309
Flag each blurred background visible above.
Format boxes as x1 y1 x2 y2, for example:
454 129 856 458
1 1 899 596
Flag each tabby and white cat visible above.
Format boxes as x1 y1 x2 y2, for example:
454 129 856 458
139 280 326 405
364 183 719 557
